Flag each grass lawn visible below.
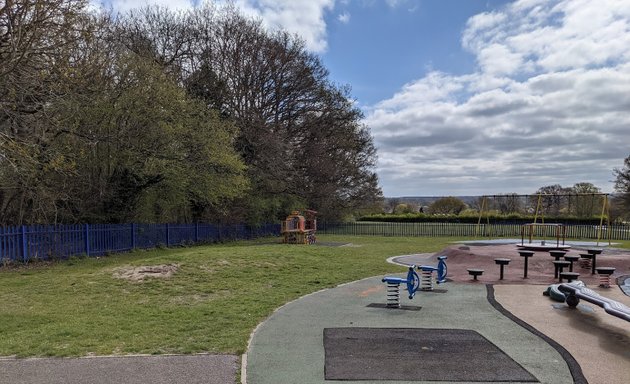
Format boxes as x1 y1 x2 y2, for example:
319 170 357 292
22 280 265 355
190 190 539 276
0 235 458 357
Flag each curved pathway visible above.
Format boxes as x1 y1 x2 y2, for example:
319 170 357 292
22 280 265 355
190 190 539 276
244 277 575 384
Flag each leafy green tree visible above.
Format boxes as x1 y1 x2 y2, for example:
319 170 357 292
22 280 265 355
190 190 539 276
570 182 603 218
393 203 418 214
428 197 467 215
0 2 383 225
56 52 247 223
0 2 248 224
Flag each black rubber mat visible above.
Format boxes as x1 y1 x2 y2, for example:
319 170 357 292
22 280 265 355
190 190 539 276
323 328 538 382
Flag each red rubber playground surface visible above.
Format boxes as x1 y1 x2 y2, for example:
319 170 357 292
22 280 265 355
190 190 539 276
398 243 630 286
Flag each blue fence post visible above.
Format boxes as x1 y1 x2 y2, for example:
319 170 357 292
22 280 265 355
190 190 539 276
195 222 199 243
84 224 90 257
21 225 28 263
131 223 136 250
166 223 170 246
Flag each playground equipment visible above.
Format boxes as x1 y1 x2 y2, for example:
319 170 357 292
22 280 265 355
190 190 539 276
596 267 615 288
418 256 448 290
519 223 569 250
475 193 612 246
281 210 317 244
381 265 420 308
381 257 448 307
544 281 584 302
558 282 630 322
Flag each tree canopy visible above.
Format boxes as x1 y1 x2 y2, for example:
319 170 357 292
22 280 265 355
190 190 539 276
0 1 383 225
428 197 467 215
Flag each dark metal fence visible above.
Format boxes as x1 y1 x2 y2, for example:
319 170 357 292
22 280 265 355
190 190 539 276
318 221 630 241
0 223 280 263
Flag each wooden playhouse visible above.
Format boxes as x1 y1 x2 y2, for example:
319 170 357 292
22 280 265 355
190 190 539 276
281 210 317 244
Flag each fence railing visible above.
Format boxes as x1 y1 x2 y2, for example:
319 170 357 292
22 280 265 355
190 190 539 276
3 221 627 264
318 221 630 241
0 223 280 263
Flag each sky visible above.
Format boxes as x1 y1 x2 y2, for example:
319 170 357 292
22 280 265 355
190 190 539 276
92 0 630 197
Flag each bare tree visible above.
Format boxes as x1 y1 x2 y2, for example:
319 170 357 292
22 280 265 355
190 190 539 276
494 193 522 215
185 7 382 220
613 154 630 219
534 184 572 216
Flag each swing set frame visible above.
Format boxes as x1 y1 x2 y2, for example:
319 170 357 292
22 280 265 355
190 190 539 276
475 193 611 246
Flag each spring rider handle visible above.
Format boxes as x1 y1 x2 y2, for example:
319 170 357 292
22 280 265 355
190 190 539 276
405 265 421 299
436 256 448 283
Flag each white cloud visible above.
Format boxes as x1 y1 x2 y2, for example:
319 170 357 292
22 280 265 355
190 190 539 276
233 0 335 52
367 0 630 196
338 11 350 24
385 0 404 7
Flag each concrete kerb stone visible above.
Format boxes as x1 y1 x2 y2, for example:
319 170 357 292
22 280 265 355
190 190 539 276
387 253 436 266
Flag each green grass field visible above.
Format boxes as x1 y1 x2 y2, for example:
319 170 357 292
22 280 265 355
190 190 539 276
0 235 457 357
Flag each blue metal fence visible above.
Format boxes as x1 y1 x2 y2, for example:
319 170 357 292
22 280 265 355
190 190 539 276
0 223 280 263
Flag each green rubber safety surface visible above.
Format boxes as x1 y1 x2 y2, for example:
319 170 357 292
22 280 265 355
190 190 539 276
324 327 538 382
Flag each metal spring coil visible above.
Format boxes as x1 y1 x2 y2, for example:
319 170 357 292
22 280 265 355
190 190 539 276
386 282 401 308
420 270 434 291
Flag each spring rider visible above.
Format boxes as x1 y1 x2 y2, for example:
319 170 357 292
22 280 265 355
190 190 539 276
381 256 448 308
381 265 420 308
418 256 448 291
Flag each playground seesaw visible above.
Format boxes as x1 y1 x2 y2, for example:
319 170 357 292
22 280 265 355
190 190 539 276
558 283 630 322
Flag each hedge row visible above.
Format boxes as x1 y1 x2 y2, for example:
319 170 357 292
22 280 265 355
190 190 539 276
358 213 605 225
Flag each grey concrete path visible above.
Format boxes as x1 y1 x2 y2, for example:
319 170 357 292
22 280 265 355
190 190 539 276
0 354 238 384
244 277 574 384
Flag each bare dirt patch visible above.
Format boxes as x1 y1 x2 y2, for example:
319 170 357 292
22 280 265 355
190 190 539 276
113 264 179 282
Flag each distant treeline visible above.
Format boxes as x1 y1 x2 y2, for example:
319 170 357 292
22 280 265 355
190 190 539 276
358 213 605 226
